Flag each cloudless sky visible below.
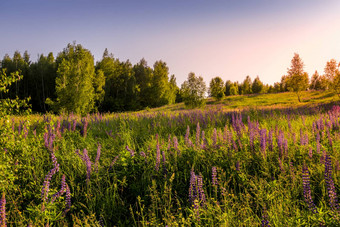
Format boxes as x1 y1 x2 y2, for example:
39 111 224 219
1 0 340 86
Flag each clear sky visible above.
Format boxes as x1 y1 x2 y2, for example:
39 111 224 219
1 0 340 86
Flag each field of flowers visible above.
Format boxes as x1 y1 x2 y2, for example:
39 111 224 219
1 103 340 226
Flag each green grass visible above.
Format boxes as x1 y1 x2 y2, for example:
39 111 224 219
1 91 340 226
148 90 339 113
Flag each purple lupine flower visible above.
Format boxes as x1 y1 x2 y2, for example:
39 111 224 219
81 117 89 138
162 150 167 175
126 145 135 157
185 126 190 146
82 149 92 185
302 165 317 213
196 122 200 147
197 174 206 204
155 140 161 172
324 154 339 210
0 193 6 227
260 129 267 157
212 167 218 186
50 175 67 204
173 136 178 151
18 121 22 135
308 147 313 159
64 184 71 214
68 121 72 131
223 125 228 143
235 161 240 171
23 125 28 139
41 151 60 203
189 170 197 204
232 139 238 152
108 155 120 171
201 131 206 149
56 120 61 138
268 130 273 151
167 134 171 151
94 143 101 170
72 119 77 131
212 128 217 147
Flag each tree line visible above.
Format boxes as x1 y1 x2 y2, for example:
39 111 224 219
208 53 340 102
0 43 180 114
1 43 340 114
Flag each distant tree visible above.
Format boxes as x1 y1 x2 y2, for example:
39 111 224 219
319 75 329 91
309 70 327 91
169 74 179 104
133 58 153 108
93 69 105 110
225 80 233 96
151 60 172 107
229 84 238 95
324 59 338 81
286 53 309 102
47 43 97 114
209 76 225 100
240 76 252 95
267 85 274 93
29 53 57 111
280 75 289 92
251 76 264 94
181 72 206 108
273 82 281 93
324 59 340 97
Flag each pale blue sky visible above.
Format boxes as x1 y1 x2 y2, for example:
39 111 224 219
1 0 340 85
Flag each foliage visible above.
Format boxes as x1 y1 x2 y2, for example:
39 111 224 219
224 80 233 96
209 76 225 100
47 43 99 115
286 53 309 102
229 83 239 96
0 69 31 117
181 72 206 108
252 76 264 94
240 75 252 95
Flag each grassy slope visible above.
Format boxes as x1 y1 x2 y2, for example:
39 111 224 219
146 90 339 113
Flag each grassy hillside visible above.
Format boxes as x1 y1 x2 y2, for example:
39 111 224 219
149 90 339 113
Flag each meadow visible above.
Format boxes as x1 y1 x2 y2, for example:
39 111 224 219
1 91 340 226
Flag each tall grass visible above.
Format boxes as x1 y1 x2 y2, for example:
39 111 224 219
1 99 340 225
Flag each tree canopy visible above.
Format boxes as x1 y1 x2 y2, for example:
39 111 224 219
209 76 225 100
286 53 309 102
47 43 99 114
181 72 206 108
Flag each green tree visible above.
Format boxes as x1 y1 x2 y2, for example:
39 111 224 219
324 59 340 96
251 76 264 94
151 60 172 107
240 76 252 95
169 74 179 104
47 43 97 114
286 53 309 102
133 58 153 108
29 53 57 112
181 72 206 108
229 83 238 95
225 80 232 96
209 76 225 100
0 69 31 117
